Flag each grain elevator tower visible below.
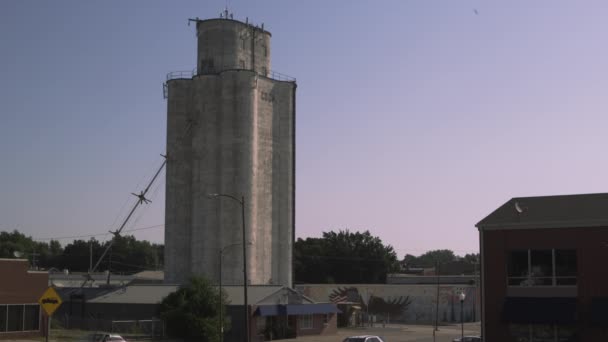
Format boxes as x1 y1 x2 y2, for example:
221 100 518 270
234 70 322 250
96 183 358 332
163 16 296 287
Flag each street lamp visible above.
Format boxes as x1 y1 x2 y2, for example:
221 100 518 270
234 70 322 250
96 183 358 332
208 193 249 342
219 242 251 342
459 291 466 340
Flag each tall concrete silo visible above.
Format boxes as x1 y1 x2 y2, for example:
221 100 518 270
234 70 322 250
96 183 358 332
163 16 296 287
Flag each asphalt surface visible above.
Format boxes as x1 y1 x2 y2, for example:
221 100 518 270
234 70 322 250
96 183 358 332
283 322 481 342
4 323 481 342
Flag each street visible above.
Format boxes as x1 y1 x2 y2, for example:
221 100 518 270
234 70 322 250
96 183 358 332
284 322 481 342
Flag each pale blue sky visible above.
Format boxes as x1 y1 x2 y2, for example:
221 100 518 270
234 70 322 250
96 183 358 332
2 0 608 257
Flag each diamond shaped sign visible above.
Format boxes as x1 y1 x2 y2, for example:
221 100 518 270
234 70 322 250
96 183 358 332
38 287 62 316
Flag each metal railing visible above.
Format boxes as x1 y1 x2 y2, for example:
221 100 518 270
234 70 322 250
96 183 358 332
165 67 296 83
268 69 296 82
166 67 198 81
507 276 577 286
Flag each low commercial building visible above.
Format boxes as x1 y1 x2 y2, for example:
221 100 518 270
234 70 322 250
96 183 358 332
477 193 608 341
0 259 48 340
54 283 339 341
247 287 339 341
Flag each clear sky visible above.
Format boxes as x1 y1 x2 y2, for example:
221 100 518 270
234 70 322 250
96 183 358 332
2 0 608 257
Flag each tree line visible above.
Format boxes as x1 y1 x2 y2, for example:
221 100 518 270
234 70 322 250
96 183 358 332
0 230 163 273
294 230 479 284
0 228 477 282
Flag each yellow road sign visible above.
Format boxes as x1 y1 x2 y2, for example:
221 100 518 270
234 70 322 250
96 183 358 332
38 287 62 316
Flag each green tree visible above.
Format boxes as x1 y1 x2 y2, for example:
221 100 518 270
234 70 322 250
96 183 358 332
463 253 479 264
414 249 458 267
159 276 229 342
294 237 329 283
60 239 103 272
0 230 64 269
295 230 399 284
60 235 164 273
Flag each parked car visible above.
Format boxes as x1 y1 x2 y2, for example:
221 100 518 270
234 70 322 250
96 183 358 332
343 335 386 342
84 333 127 342
452 336 482 342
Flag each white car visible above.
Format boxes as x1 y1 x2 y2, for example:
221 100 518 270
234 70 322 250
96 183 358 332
343 335 386 342
86 333 127 342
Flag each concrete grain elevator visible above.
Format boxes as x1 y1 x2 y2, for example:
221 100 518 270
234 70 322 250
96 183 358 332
163 16 296 287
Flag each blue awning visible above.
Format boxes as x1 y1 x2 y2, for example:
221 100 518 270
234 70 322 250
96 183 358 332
285 304 341 315
255 305 284 316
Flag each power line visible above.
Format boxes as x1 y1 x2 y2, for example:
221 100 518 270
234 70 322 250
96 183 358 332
33 224 164 241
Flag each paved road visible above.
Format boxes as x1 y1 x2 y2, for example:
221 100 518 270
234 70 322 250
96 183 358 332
5 323 481 342
285 322 481 342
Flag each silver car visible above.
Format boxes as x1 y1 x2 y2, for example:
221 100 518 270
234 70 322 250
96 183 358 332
343 335 386 342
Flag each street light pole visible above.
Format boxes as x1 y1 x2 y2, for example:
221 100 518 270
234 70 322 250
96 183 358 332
219 249 223 342
209 193 250 342
241 195 249 342
218 242 252 342
459 291 466 340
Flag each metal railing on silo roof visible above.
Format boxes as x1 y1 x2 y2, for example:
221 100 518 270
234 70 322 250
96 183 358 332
165 67 295 82
163 67 295 98
267 70 296 82
166 67 198 81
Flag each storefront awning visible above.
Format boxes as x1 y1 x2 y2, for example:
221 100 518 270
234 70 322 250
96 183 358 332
255 304 341 316
502 297 577 324
591 297 608 325
285 304 341 315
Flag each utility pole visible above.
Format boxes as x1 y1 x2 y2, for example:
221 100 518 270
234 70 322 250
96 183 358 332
31 250 39 269
89 240 93 273
435 261 440 332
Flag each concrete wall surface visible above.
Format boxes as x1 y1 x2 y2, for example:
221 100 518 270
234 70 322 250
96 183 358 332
296 284 479 324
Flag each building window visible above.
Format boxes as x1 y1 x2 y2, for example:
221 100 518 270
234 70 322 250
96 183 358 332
509 324 576 341
507 249 577 286
555 250 577 285
240 59 245 69
530 250 553 286
261 67 267 76
7 305 24 332
0 304 40 333
508 250 529 286
323 313 331 325
0 306 6 332
200 58 214 72
299 314 313 329
23 305 39 331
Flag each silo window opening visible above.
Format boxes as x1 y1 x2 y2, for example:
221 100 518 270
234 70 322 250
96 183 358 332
240 60 245 69
201 59 214 72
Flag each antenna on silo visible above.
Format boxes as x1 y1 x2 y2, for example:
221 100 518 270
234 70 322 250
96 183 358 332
221 6 232 20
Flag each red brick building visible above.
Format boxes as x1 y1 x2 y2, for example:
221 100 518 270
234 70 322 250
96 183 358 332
0 259 48 339
477 193 608 341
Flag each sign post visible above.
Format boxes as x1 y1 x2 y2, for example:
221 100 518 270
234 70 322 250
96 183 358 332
38 287 62 342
